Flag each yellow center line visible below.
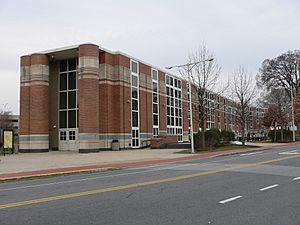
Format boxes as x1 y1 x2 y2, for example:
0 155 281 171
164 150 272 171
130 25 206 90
1 154 300 210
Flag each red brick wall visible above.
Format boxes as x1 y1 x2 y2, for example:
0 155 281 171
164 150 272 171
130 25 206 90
78 79 99 133
139 63 152 134
78 44 99 134
139 63 151 75
99 82 108 133
114 54 130 68
29 86 49 134
146 88 153 133
151 135 178 149
106 84 131 133
99 52 114 65
79 44 99 57
19 55 31 135
19 86 30 135
29 54 49 135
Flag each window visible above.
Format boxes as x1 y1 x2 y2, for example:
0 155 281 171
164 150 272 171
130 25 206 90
131 60 140 147
132 76 138 87
59 92 67 109
59 111 67 129
59 59 78 129
132 87 138 99
205 91 215 129
60 74 67 91
68 72 77 90
166 75 183 142
152 69 159 138
131 61 138 74
60 131 67 140
68 110 77 128
152 69 158 81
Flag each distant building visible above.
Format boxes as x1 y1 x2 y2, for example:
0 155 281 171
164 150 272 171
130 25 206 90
19 43 265 153
0 114 19 134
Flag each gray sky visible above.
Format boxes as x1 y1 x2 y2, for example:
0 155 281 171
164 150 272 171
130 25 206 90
0 0 299 114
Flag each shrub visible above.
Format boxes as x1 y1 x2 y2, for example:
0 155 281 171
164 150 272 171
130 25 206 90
221 130 235 144
193 129 220 150
205 129 221 149
268 129 293 142
209 128 221 138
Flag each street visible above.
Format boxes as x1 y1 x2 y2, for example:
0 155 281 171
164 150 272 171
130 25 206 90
1 145 300 225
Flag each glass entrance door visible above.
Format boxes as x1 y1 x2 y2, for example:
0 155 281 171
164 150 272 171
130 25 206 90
59 129 78 151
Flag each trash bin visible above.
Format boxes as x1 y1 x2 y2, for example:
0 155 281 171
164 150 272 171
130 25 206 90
111 140 120 151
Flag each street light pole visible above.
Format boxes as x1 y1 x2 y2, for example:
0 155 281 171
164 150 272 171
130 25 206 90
291 83 296 142
166 58 214 154
187 64 195 153
290 58 300 142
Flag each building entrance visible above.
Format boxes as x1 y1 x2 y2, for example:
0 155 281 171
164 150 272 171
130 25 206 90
59 129 78 151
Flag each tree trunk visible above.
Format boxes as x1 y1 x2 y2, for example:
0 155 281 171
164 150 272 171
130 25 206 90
201 129 205 150
241 108 246 146
274 124 277 143
199 103 206 150
241 123 245 145
280 126 283 142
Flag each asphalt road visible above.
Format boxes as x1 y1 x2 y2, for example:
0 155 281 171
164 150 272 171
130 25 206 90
1 145 300 225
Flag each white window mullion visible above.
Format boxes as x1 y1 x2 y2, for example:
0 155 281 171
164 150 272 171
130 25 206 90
131 60 140 148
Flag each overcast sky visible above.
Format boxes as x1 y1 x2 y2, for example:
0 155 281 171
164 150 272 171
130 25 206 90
0 0 299 114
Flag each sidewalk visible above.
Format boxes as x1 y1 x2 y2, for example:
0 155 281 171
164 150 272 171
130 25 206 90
0 142 297 182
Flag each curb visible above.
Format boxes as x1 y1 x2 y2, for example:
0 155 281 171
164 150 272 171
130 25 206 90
0 142 299 182
0 167 119 183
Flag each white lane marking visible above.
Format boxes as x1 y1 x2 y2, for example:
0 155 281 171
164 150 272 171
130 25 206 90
259 184 279 191
240 152 262 156
279 150 300 155
219 196 242 204
293 177 300 181
0 147 295 192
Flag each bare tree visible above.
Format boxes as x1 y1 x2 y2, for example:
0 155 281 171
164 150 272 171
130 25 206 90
257 50 300 97
0 104 13 149
0 104 13 130
180 44 222 150
260 88 290 142
231 67 256 145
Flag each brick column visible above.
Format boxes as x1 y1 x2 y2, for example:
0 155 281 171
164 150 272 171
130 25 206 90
19 55 31 151
19 54 49 152
78 44 100 153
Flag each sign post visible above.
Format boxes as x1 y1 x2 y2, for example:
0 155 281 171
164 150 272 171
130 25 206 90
3 130 13 154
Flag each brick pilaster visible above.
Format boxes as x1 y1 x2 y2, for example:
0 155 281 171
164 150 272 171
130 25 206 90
78 44 100 152
19 53 50 152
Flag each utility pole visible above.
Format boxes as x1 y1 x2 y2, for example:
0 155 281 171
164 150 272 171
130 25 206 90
291 83 296 142
166 58 214 153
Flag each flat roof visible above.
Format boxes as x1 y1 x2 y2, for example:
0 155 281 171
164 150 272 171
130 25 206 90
37 42 182 80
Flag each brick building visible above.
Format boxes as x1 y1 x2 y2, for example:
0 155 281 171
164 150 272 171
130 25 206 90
19 43 265 153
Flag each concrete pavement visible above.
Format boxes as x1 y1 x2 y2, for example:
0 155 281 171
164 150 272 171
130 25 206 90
0 142 295 181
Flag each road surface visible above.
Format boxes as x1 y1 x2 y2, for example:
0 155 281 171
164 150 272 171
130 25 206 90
1 145 300 225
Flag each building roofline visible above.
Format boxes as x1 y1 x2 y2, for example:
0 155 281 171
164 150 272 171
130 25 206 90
36 42 182 80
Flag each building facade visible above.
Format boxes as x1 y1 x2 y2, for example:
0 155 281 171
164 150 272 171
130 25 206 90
19 43 265 153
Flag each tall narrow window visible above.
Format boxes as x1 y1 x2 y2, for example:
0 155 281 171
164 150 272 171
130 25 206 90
166 75 183 142
131 60 140 148
152 69 159 137
58 58 78 129
205 91 215 130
